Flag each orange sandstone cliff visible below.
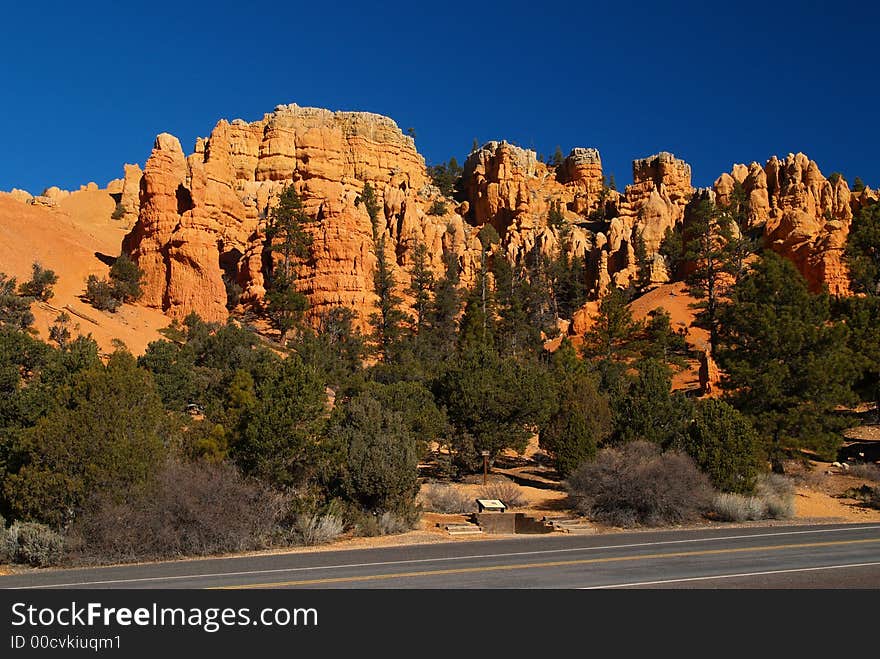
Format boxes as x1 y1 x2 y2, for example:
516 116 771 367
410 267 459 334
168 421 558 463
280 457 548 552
6 102 875 338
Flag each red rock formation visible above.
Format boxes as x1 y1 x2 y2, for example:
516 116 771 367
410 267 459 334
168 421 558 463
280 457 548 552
123 133 190 312
716 152 853 295
113 103 866 329
558 147 605 215
123 105 436 326
698 350 721 395
462 140 537 237
119 164 142 227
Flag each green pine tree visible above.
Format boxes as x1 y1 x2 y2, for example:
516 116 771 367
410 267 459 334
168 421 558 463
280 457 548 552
17 262 58 302
408 242 434 338
677 398 761 494
360 181 410 360
581 287 642 363
0 273 34 330
539 371 612 477
845 202 880 296
264 185 312 339
681 194 739 356
424 251 462 361
717 252 857 470
613 358 692 447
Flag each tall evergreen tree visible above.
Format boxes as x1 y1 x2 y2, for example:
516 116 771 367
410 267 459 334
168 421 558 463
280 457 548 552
659 224 685 280
845 202 880 296
540 371 612 477
434 343 553 469
632 228 653 293
290 307 365 388
835 295 880 408
264 185 312 339
493 258 544 357
408 242 434 338
637 308 690 370
232 354 326 488
2 351 166 527
424 250 462 361
677 398 761 494
427 158 463 198
682 194 738 356
361 181 409 360
549 250 587 319
717 252 856 470
581 287 641 363
613 358 692 447
326 393 419 512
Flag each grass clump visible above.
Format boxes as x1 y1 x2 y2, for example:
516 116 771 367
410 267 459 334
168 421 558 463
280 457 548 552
712 473 796 521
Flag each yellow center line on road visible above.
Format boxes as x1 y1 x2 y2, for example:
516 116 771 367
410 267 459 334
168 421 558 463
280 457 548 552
213 537 880 589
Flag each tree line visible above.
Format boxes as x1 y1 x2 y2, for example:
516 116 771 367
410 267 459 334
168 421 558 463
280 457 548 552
1 180 877 564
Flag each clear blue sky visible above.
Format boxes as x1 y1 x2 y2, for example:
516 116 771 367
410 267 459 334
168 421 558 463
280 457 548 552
1 1 877 194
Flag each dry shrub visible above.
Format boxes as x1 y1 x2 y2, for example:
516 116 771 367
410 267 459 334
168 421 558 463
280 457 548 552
795 468 828 489
566 441 713 527
293 514 344 546
377 511 415 535
478 480 527 509
353 507 420 537
842 485 880 510
68 459 285 563
419 484 475 514
848 462 880 483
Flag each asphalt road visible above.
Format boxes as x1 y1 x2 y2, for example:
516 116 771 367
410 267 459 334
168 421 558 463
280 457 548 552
3 523 880 589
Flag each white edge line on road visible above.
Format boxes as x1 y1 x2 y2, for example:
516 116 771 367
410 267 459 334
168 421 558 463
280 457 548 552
580 561 880 589
8 525 880 589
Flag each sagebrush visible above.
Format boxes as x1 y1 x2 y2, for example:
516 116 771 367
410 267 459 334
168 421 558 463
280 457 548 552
3 521 65 567
478 480 527 509
419 484 475 514
713 473 796 521
293 513 344 546
848 462 880 483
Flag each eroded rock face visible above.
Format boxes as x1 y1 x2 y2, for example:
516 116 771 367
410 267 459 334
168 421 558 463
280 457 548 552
462 141 537 237
122 133 192 314
698 350 721 395
588 151 694 291
7 188 33 204
620 152 693 252
115 104 867 328
559 148 605 215
119 164 143 227
122 105 436 325
716 153 853 295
